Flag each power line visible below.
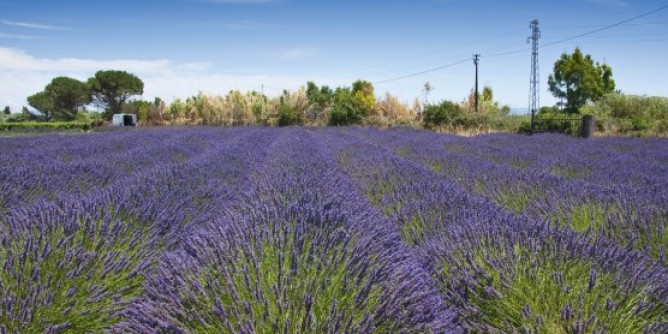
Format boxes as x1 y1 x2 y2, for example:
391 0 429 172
392 28 526 63
486 47 531 58
483 4 668 59
548 32 668 39
373 58 471 85
561 38 668 44
541 4 668 48
543 20 668 30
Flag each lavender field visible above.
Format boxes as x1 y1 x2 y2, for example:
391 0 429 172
0 127 666 333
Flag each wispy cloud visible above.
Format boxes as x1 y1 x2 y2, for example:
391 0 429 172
222 20 284 31
0 47 209 74
274 47 317 60
0 32 41 39
2 19 72 31
584 0 627 7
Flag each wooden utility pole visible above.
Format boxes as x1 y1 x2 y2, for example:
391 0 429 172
473 54 480 113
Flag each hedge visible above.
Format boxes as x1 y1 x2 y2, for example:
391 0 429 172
0 122 91 132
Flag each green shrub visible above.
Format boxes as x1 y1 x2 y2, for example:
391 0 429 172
580 93 668 135
328 102 364 126
277 104 302 126
422 100 462 129
0 122 92 132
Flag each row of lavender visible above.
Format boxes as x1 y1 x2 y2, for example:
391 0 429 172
315 128 667 332
0 128 278 332
1 127 667 333
117 129 457 332
354 128 667 262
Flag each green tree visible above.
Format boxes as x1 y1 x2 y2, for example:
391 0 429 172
47 76 91 120
27 91 55 121
351 80 375 113
548 48 615 114
27 77 90 121
306 81 334 109
277 102 300 126
2 106 10 115
329 87 365 126
88 70 144 119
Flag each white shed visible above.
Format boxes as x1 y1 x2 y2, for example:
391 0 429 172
111 113 137 126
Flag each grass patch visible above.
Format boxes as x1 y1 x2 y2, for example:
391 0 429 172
400 215 428 246
0 217 153 332
393 146 411 157
495 185 535 214
428 161 443 173
567 204 607 233
441 243 667 333
551 165 591 179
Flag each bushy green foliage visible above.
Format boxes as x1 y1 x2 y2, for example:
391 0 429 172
581 93 668 134
422 100 463 129
423 87 516 133
328 88 366 126
351 80 375 114
88 70 144 119
548 48 615 114
486 114 529 132
0 121 92 132
27 77 91 121
305 81 334 110
277 98 302 126
26 91 56 121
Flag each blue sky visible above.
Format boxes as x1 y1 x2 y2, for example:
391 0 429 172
1 0 667 112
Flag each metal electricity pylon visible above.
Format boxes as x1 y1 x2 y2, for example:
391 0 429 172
528 19 541 134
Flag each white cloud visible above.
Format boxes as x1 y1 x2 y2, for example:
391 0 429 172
0 32 41 39
0 47 203 74
2 19 72 31
274 47 317 60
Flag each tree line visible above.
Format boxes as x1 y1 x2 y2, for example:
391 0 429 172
4 47 667 134
120 80 424 127
118 80 511 129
